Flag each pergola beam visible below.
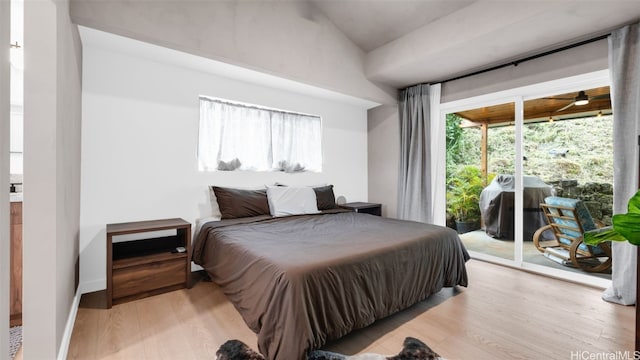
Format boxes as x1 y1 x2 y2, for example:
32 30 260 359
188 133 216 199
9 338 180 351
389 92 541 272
481 122 488 184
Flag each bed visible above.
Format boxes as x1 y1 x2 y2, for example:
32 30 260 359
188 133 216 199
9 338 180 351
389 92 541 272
192 186 469 360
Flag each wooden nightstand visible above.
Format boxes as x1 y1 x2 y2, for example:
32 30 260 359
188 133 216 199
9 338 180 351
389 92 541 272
339 202 382 216
106 218 191 308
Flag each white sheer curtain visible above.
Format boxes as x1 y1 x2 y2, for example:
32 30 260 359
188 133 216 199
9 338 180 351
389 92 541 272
198 97 322 172
199 99 272 171
603 21 640 305
271 112 322 172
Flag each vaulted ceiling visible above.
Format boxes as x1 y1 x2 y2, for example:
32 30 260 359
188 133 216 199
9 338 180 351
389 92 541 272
309 0 640 87
71 0 640 105
309 1 474 52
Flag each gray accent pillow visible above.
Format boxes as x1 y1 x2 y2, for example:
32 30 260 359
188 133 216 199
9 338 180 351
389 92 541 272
314 185 337 210
211 186 270 219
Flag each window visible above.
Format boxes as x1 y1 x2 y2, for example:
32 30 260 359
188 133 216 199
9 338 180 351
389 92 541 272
198 97 322 172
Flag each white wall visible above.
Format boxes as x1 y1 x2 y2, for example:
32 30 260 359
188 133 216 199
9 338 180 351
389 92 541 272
441 39 608 103
79 40 370 292
368 105 399 218
23 0 82 358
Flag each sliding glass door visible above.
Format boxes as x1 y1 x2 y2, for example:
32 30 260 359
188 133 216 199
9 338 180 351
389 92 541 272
521 87 613 280
440 71 613 286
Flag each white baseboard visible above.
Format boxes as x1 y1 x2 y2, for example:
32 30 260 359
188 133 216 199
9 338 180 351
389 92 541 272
57 288 82 360
62 269 203 358
79 279 105 295
57 279 106 359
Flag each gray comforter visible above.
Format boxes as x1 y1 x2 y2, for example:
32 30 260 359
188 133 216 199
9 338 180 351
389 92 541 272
193 211 469 360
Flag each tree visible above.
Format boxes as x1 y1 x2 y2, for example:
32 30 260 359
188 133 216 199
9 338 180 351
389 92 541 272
446 113 464 182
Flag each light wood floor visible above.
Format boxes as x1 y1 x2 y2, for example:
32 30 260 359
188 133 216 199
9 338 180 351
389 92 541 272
66 260 634 359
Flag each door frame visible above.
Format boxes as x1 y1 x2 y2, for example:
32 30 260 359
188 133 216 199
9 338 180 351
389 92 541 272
2 0 12 357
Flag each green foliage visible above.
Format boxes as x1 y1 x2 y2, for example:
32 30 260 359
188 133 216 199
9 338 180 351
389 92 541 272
446 114 481 182
584 190 640 245
452 115 613 185
446 165 483 222
446 114 614 227
446 114 464 179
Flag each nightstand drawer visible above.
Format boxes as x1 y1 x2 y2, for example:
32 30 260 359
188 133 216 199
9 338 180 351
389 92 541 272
112 258 186 300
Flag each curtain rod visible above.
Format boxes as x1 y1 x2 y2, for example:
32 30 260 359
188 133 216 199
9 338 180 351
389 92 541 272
200 96 320 118
433 33 611 85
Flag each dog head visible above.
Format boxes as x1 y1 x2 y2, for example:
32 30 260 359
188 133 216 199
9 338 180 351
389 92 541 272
216 340 264 360
387 337 441 360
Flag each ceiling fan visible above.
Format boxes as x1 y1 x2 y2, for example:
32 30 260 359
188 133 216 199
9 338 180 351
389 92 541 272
547 91 610 112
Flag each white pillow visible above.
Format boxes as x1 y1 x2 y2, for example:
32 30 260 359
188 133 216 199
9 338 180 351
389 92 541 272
266 185 321 217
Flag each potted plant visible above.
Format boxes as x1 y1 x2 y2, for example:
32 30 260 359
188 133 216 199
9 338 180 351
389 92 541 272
584 189 640 244
447 165 484 234
584 189 640 352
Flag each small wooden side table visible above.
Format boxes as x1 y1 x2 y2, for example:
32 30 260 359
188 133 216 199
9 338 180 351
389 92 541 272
106 218 191 308
339 202 382 216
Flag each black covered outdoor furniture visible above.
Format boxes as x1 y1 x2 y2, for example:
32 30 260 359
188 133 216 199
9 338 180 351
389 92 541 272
479 175 555 240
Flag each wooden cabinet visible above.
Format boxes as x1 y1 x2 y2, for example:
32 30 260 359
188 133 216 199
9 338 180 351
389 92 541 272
339 202 382 216
10 201 22 326
106 218 191 308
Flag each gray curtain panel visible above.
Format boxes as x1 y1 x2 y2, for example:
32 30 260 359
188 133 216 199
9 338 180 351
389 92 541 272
604 21 640 305
397 84 431 222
